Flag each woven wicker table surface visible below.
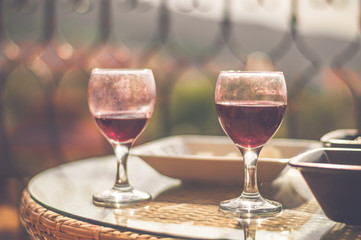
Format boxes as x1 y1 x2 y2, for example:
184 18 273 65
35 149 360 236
20 156 361 239
20 189 361 240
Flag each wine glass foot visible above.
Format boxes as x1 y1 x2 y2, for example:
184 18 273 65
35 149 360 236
93 186 151 208
219 195 282 218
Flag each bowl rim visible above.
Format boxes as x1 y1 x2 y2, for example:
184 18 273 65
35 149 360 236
321 129 361 145
289 147 361 171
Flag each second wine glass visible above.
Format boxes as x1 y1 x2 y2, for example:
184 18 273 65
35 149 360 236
215 71 287 217
88 68 156 207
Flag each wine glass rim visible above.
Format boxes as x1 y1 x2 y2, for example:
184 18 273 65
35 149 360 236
91 68 152 74
220 70 283 75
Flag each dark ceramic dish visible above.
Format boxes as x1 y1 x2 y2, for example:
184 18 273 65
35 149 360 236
289 148 361 225
321 129 361 148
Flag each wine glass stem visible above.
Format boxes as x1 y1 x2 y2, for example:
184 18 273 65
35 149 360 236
239 146 262 198
113 143 131 189
240 220 257 240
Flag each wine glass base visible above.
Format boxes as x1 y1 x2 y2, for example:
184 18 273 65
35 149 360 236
219 195 282 218
93 186 151 208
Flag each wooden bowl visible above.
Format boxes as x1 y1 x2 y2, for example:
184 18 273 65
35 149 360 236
289 147 361 225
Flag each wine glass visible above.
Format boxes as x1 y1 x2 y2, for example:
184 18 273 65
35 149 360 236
88 68 156 207
215 71 287 216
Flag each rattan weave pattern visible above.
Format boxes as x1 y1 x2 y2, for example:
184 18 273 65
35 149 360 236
20 188 361 240
19 187 317 240
20 190 178 240
19 188 317 240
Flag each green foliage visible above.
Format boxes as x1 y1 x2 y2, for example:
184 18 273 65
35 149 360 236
170 71 223 136
291 88 354 139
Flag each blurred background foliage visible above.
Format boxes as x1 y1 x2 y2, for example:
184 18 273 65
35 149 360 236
1 0 361 178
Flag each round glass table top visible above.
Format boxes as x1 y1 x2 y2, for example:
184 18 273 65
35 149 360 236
28 155 354 239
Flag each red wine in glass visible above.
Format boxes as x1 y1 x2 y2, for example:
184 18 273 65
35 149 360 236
216 101 286 148
94 112 150 143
